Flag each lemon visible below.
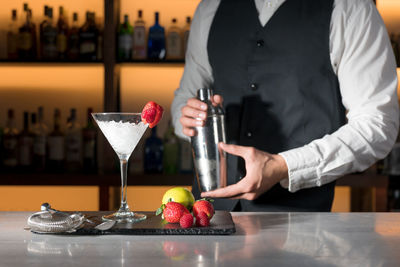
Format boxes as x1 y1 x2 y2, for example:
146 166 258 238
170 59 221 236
162 187 195 209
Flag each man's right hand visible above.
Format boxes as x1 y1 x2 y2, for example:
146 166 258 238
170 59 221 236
180 95 223 137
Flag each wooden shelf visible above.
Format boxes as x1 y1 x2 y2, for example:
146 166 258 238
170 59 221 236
0 60 103 68
0 172 194 211
118 60 185 67
0 170 388 211
0 173 193 186
336 171 388 188
119 59 184 64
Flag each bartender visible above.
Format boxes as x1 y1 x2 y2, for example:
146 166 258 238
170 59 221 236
171 0 399 211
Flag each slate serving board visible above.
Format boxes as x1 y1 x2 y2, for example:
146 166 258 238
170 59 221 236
33 210 236 235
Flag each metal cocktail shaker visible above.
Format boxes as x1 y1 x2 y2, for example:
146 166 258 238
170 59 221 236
191 88 227 192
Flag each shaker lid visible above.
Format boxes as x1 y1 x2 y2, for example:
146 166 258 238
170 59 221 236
197 88 214 101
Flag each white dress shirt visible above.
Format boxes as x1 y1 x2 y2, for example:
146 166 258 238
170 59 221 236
171 0 399 192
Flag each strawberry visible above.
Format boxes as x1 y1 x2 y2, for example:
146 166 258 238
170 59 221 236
156 201 190 224
179 213 194 228
141 101 164 128
193 199 215 219
195 211 210 227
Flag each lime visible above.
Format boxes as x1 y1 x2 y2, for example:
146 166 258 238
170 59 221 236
162 187 195 209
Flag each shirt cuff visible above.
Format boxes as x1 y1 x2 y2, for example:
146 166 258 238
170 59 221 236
278 145 321 193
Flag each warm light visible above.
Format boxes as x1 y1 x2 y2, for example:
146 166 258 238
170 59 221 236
375 213 400 237
331 186 351 212
0 186 99 211
120 65 184 135
377 0 400 34
397 68 400 102
0 65 104 129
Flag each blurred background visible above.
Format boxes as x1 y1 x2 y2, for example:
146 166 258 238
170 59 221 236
0 0 399 213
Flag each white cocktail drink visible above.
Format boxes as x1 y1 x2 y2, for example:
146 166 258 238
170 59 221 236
96 120 147 157
92 113 148 223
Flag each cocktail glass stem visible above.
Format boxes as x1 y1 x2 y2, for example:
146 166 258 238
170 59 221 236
102 153 146 222
119 157 129 212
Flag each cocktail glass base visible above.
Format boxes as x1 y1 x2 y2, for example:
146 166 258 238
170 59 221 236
102 210 147 223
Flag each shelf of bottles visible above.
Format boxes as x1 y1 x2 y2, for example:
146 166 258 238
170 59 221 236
2 2 103 63
0 106 194 182
117 10 189 64
2 2 196 65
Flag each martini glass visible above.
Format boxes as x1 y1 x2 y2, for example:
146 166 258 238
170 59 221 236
92 113 148 223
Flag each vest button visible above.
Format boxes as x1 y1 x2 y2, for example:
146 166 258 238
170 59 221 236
246 132 252 138
250 83 258 91
256 40 264 47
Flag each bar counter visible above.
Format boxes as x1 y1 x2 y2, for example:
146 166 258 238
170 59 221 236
1 212 400 266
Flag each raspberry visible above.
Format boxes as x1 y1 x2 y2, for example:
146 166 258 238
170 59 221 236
180 213 194 228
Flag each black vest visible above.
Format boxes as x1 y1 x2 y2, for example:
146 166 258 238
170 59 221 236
192 0 346 211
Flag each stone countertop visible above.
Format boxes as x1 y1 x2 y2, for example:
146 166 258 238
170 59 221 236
1 212 400 266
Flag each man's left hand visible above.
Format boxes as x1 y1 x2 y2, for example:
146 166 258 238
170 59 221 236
201 143 289 200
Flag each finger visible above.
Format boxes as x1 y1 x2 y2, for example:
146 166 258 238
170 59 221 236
181 105 207 120
219 143 249 158
213 95 224 105
182 127 196 137
231 193 258 201
187 98 208 111
180 117 204 128
210 94 223 107
201 182 246 199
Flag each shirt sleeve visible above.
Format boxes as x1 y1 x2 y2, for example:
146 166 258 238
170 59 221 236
171 0 217 140
279 0 399 192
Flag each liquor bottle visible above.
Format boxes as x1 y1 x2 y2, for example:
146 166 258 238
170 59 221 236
65 108 82 172
388 175 400 212
147 12 166 60
18 4 37 60
29 9 38 59
144 126 163 173
162 121 179 174
166 18 182 60
19 111 34 170
390 34 400 67
395 34 400 67
39 5 49 59
96 13 103 61
42 7 58 60
0 126 3 170
48 108 64 172
33 106 48 172
79 12 98 61
68 12 80 60
384 118 400 175
130 135 145 174
132 10 146 60
182 16 191 57
118 14 133 61
82 108 97 173
7 9 18 60
389 189 400 212
56 6 69 60
2 109 19 169
31 113 37 128
179 138 193 173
